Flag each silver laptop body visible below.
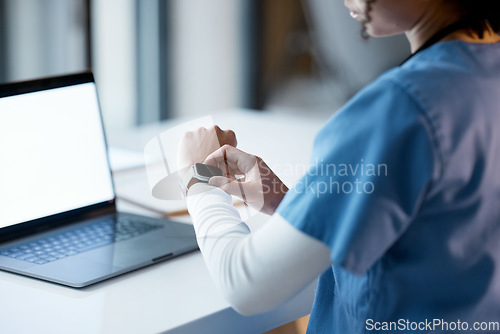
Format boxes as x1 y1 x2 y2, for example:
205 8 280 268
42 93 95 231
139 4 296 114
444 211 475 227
0 73 198 288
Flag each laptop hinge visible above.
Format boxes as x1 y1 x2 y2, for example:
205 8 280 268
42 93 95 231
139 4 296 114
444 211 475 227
0 201 117 245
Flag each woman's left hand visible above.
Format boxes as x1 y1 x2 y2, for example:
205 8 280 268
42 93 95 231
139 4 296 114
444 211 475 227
177 126 237 170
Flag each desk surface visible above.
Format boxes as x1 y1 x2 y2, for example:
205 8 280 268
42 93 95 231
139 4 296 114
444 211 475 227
0 110 327 334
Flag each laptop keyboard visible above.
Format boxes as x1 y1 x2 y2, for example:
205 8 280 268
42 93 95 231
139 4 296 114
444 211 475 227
0 217 162 265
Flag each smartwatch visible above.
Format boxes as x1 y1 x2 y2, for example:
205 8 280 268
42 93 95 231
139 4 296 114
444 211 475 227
182 163 223 196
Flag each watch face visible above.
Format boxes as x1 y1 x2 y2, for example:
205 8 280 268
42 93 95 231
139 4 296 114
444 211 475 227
194 163 223 179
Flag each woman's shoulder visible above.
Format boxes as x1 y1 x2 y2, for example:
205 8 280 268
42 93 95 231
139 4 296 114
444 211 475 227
325 40 500 139
375 41 500 111
394 40 500 78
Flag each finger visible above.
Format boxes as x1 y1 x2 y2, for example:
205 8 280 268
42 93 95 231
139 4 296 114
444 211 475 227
204 148 243 177
204 145 256 174
208 176 231 187
224 129 237 147
209 176 249 200
204 145 237 169
213 126 237 147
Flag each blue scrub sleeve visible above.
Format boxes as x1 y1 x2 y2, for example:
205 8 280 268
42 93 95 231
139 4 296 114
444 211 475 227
277 78 436 275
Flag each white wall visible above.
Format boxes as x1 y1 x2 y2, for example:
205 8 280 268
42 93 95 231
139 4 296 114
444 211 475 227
170 0 245 118
91 0 137 132
4 0 87 81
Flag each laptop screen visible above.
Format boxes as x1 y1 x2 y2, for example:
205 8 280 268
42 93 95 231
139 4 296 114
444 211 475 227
0 80 115 228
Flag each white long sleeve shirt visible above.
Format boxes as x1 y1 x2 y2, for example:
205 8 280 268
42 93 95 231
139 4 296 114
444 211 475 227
186 183 331 316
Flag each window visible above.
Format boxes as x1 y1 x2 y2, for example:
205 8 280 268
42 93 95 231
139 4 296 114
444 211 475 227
0 0 90 82
0 0 262 132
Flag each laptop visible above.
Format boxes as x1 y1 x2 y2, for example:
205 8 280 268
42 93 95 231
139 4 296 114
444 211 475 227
0 72 198 288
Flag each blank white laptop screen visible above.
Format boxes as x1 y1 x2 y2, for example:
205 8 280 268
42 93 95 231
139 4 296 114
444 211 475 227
0 83 115 228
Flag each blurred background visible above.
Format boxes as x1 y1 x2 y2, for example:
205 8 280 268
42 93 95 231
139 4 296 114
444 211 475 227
0 0 410 134
0 1 411 332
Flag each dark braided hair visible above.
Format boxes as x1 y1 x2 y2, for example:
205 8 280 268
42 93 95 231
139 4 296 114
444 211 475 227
457 0 500 36
361 0 500 39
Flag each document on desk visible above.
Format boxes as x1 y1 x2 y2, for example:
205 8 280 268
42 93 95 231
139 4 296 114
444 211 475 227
113 167 188 216
114 164 246 217
107 147 184 215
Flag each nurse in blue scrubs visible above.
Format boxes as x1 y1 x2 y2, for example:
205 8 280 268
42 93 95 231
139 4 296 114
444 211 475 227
179 0 500 333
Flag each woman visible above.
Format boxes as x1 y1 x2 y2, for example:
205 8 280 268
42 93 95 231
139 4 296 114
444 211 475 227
178 0 500 332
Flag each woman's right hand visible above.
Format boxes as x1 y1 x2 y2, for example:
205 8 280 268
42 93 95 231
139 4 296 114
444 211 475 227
204 145 288 215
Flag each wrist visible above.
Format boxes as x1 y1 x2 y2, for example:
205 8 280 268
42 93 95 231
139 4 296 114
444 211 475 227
181 163 223 197
263 188 288 215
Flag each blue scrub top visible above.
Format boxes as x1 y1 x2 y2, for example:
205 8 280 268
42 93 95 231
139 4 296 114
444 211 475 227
277 40 500 333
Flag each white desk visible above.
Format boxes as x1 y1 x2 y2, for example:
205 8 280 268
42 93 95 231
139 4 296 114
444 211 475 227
0 110 327 333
